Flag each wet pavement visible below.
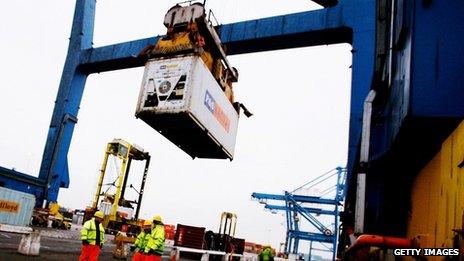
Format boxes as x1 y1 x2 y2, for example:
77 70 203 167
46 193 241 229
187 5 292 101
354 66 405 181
0 229 173 261
0 231 117 260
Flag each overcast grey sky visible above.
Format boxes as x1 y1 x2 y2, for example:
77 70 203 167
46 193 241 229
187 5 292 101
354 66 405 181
0 0 351 254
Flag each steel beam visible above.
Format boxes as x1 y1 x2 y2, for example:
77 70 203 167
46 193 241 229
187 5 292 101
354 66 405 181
36 0 95 206
289 230 334 244
264 204 335 216
252 192 339 205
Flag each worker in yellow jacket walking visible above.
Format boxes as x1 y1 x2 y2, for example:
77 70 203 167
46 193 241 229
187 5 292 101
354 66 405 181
79 211 105 261
259 245 275 261
144 215 165 261
132 219 153 261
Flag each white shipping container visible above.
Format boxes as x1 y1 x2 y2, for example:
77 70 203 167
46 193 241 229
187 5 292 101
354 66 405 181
99 201 112 216
72 212 85 224
135 55 239 159
0 187 35 227
117 206 133 219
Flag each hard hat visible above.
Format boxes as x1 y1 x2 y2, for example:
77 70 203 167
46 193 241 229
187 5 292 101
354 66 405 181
152 215 162 223
143 220 153 226
94 211 104 219
264 244 272 248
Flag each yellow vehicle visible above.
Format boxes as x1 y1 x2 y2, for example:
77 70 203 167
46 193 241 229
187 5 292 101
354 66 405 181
48 202 72 229
31 202 72 230
84 139 150 236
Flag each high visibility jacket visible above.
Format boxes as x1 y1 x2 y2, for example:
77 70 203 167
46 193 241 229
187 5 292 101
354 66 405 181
134 231 150 251
259 247 274 261
80 218 105 245
144 224 165 255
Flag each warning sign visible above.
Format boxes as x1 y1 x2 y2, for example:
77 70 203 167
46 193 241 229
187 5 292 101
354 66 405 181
0 200 19 213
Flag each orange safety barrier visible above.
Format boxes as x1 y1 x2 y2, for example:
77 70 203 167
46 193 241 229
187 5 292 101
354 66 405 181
346 234 414 254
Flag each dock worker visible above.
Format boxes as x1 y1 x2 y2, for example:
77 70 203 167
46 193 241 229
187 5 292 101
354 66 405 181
79 211 105 261
259 244 275 261
131 219 153 261
144 215 165 261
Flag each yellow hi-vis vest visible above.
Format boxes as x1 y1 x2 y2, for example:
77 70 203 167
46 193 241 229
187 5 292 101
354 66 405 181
80 218 105 245
134 231 150 251
259 247 274 261
144 224 165 255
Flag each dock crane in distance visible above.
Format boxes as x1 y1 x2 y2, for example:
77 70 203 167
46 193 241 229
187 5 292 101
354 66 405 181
84 139 150 236
252 167 347 260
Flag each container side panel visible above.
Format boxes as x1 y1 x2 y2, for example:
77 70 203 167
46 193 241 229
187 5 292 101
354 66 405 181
189 56 239 158
408 120 464 251
0 187 35 227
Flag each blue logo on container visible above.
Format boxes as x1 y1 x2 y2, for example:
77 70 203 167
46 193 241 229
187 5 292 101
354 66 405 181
204 90 230 132
204 91 215 113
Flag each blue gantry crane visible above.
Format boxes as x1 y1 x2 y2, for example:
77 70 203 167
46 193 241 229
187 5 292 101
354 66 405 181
0 0 375 210
252 167 346 260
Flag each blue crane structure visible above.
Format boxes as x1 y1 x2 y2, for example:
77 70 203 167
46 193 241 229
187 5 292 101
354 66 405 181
0 0 375 209
252 167 347 260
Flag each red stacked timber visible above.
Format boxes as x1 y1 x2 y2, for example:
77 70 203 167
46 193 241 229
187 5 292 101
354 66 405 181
230 238 245 254
164 224 176 240
174 224 205 249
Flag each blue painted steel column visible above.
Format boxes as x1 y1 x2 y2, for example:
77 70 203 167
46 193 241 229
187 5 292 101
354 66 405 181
286 192 300 255
285 199 293 254
37 0 96 206
333 167 343 260
293 209 300 254
346 9 376 177
285 202 292 254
